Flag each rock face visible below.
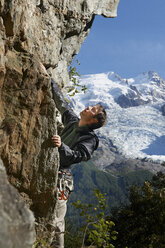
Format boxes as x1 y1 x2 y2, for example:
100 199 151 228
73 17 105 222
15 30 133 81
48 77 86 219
0 158 36 248
161 104 165 116
116 91 150 108
0 50 59 241
0 0 120 84
0 0 120 243
116 71 165 108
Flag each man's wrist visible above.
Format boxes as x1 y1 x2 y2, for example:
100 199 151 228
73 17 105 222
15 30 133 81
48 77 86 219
58 142 63 150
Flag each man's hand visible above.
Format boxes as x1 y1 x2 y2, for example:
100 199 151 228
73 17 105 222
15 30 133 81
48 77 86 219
51 135 62 148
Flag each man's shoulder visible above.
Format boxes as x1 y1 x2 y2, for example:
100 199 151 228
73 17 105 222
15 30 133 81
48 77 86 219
79 130 99 150
62 108 79 126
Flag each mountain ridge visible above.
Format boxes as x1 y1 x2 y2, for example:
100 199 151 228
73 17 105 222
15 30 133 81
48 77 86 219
70 70 165 172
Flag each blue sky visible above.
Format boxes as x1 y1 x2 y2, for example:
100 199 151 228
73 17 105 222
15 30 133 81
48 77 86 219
73 0 165 79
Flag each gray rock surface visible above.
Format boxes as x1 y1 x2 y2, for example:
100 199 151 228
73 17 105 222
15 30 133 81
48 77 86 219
93 137 165 175
161 104 165 116
0 0 120 243
0 159 36 248
0 0 120 85
116 92 150 108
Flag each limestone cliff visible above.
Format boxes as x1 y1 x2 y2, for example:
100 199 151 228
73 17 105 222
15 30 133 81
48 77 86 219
0 0 120 244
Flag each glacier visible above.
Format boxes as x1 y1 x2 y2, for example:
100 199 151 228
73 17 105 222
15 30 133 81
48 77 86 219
69 71 165 163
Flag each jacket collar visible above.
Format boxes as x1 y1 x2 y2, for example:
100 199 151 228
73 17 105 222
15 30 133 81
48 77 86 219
76 124 90 134
75 123 99 150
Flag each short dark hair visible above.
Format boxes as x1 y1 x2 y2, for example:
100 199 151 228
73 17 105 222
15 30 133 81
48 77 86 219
89 104 107 130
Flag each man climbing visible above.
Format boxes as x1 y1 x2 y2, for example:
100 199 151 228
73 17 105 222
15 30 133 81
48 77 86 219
50 77 107 247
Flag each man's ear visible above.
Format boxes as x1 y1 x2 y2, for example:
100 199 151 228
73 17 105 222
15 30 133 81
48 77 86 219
92 117 98 124
87 117 98 126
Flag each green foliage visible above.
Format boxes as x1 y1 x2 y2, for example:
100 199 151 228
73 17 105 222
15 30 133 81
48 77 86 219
65 221 83 248
68 60 87 96
67 163 153 228
73 189 118 248
112 172 165 248
32 239 49 248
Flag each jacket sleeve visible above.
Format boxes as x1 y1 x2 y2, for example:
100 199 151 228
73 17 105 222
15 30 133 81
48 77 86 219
58 141 93 168
51 78 78 126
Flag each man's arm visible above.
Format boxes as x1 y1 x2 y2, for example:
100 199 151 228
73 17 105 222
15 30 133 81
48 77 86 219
51 78 78 125
51 135 97 168
59 143 91 167
51 78 70 115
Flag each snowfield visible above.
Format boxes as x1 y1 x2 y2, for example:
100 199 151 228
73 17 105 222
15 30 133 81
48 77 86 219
69 71 165 162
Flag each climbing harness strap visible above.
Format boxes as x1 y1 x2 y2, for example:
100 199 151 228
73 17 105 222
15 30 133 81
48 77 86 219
57 169 74 201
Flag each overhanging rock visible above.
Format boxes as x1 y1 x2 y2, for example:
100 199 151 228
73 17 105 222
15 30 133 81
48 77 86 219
0 0 120 242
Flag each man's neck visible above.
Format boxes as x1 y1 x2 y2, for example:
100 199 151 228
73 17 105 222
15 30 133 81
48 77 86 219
78 119 88 127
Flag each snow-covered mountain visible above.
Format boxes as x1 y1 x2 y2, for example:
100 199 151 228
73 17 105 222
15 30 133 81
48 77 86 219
69 71 165 170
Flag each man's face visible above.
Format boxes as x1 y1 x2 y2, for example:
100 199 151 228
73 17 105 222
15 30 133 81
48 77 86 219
80 105 100 124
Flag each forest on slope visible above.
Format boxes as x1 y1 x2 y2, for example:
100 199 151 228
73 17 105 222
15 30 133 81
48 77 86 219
65 171 165 248
66 162 153 228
